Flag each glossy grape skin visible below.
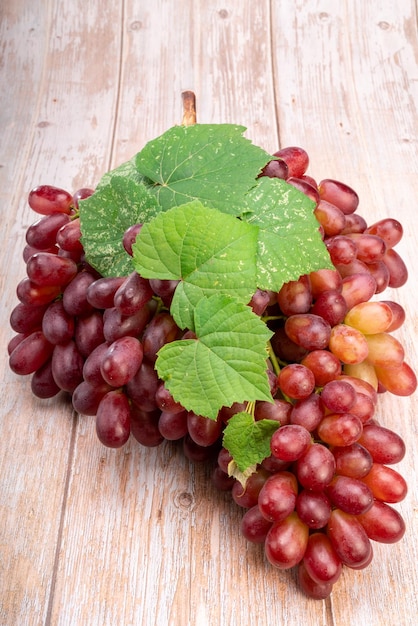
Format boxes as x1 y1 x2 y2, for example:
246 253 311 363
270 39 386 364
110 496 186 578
10 302 49 335
103 305 152 343
320 379 357 413
82 342 111 386
310 289 348 326
286 177 320 205
383 248 408 287
28 185 73 215
155 382 185 414
314 200 346 236
113 272 153 316
325 235 358 265
358 423 406 464
347 233 387 263
318 179 359 215
303 532 342 584
72 380 112 415
254 399 292 425
86 276 126 309
290 393 325 432
332 444 373 479
365 332 404 369
240 505 273 543
270 424 311 461
27 252 78 287
258 158 289 180
74 311 105 357
297 561 334 600
309 268 342 298
326 509 372 568
100 336 143 388
325 475 373 515
130 405 164 448
276 276 312 316
284 314 331 351
295 489 332 529
96 390 131 448
382 300 405 331
158 410 189 440
56 218 83 253
374 361 417 396
265 512 309 569
125 361 160 412
300 349 342 386
31 358 61 399
62 270 97 316
278 363 316 400
360 463 408 503
328 323 369 364
51 340 84 393
317 412 363 447
26 213 70 249
187 412 222 447
340 272 377 310
344 301 393 334
9 330 54 375
365 217 403 248
296 443 336 491
123 223 143 256
273 146 309 178
257 471 298 522
231 468 270 509
356 500 406 543
42 300 75 345
142 312 179 362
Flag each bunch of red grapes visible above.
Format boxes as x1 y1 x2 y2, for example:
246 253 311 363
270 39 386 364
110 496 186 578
7 145 416 599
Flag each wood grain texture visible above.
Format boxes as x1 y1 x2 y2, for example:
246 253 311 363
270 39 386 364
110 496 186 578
1 1 417 625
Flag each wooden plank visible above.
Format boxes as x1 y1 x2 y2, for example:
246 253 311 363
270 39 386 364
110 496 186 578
0 0 417 625
271 1 418 624
0 1 122 624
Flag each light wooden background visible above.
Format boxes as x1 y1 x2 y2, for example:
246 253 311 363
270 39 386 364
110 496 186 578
1 1 417 625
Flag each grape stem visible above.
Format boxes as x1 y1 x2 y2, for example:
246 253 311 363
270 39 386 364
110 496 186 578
181 91 197 126
268 340 281 376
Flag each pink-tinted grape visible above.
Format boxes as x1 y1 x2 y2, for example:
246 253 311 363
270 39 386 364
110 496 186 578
100 336 143 387
74 311 105 357
56 218 83 253
374 361 417 396
320 379 357 413
240 505 273 543
254 399 292 425
257 471 298 522
72 380 112 415
341 212 367 235
259 158 289 180
277 276 312 316
295 489 332 529
62 270 97 316
51 340 84 392
86 276 126 309
130 405 164 447
381 300 405 332
284 314 331 351
125 361 159 411
28 185 73 215
365 217 403 248
303 532 342 585
42 300 75 345
103 304 152 342
309 268 342 298
325 235 357 265
155 383 185 414
300 350 342 386
187 412 222 447
72 187 94 209
96 389 131 448
341 272 377 310
297 561 334 600
314 200 346 236
310 289 348 326
265 512 309 569
123 223 143 256
17 277 61 306
357 423 405 464
26 213 70 249
248 289 273 316
31 358 61 399
231 468 270 509
332 443 373 479
290 393 325 432
318 179 359 215
317 412 363 447
27 252 78 287
82 342 110 385
142 312 179 362
273 146 309 178
328 324 369 364
9 330 54 375
10 302 48 334
296 443 336 491
325 475 373 515
114 271 153 316
270 424 311 461
278 363 316 400
356 500 406 543
344 301 394 334
360 463 408 503
158 409 189 440
382 248 408 288
327 509 372 568
286 177 320 205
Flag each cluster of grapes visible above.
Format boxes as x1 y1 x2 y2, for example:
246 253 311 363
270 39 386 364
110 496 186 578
7 145 416 600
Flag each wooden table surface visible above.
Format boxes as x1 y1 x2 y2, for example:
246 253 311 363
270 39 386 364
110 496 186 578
1 1 417 625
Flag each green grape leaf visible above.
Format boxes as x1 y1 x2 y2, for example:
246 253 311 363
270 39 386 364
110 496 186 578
132 201 258 330
244 177 334 291
79 174 159 277
223 412 280 480
134 124 272 215
155 294 273 420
